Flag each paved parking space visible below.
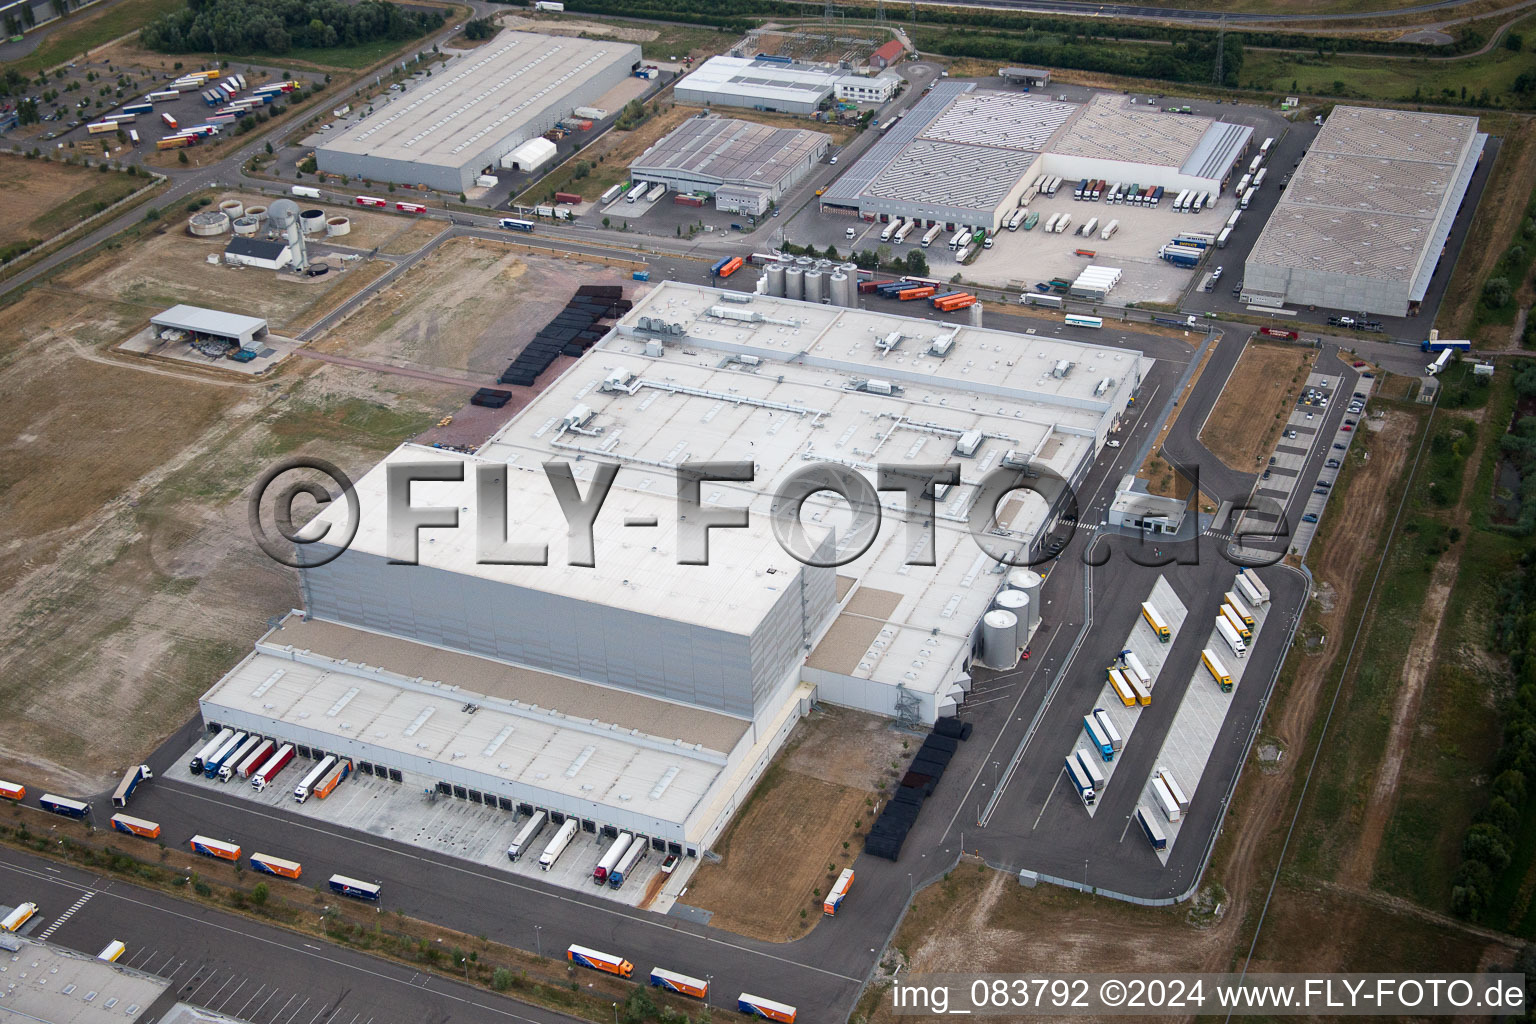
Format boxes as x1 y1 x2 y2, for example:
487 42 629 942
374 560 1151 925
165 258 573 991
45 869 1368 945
172 745 674 909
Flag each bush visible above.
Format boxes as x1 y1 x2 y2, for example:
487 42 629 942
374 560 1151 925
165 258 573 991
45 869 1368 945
492 967 514 991
1483 276 1512 308
252 881 270 905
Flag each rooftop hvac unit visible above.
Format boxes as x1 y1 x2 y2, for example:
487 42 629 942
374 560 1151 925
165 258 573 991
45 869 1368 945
876 330 903 352
562 404 594 429
635 316 686 335
1000 449 1032 469
861 379 895 395
1095 377 1112 396
954 429 983 457
734 354 762 367
1052 359 1074 379
929 332 956 357
601 367 636 392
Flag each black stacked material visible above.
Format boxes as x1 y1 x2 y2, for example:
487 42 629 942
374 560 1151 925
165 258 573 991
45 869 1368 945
575 284 622 298
471 388 512 408
918 738 954 762
562 344 585 357
893 785 925 807
924 733 959 754
910 757 946 780
901 770 933 793
960 721 973 740
933 718 965 740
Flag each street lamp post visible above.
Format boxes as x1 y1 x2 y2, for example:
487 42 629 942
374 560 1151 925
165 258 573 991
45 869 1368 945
533 924 542 958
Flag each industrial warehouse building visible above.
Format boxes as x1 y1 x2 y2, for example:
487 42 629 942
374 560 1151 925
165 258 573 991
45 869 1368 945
223 236 292 270
821 87 1252 233
314 31 639 192
675 55 899 114
150 304 269 349
1242 105 1486 317
200 282 1143 855
629 117 832 215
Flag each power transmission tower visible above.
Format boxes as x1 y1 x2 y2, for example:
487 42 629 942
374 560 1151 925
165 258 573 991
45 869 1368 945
875 0 886 27
1213 15 1226 86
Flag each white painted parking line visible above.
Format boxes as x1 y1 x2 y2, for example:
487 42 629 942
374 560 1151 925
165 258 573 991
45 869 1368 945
208 974 243 1007
234 983 267 1018
278 995 309 1024
249 986 282 1022
186 969 220 1000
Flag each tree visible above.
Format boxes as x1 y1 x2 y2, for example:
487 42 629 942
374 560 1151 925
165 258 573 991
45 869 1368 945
251 882 269 905
465 16 496 40
178 150 189 164
1483 276 1512 308
1508 31 1524 51
1463 822 1513 873
905 249 929 276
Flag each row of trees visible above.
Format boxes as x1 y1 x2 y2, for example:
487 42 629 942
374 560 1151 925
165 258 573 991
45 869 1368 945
1452 533 1536 919
139 0 444 56
1496 364 1536 534
911 28 1245 88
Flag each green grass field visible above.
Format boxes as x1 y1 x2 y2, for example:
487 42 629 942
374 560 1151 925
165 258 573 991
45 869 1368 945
11 0 186 75
1240 19 1536 105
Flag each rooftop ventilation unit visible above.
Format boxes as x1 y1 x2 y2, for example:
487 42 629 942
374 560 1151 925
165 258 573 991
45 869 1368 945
1052 359 1074 379
876 330 904 353
929 332 957 357
600 367 637 393
635 316 686 335
954 429 983 457
562 404 594 430
1095 377 1113 396
850 378 899 395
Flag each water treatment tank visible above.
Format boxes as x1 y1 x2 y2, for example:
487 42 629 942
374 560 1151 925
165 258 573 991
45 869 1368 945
245 205 268 224
765 263 786 297
187 210 230 236
231 215 259 236
325 216 351 237
980 610 1020 670
803 267 825 304
300 208 327 234
784 265 804 301
217 199 244 220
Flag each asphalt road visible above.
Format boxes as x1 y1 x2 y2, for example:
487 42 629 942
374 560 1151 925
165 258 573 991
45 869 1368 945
0 842 583 1024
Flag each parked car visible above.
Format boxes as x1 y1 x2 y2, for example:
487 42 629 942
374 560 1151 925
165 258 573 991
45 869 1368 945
1262 469 1271 480
1302 513 1319 523
1326 459 1340 468
1106 439 1121 448
1345 419 1357 426
1342 425 1353 432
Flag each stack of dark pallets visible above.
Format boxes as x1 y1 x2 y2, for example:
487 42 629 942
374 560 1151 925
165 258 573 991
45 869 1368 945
865 717 971 862
498 285 633 387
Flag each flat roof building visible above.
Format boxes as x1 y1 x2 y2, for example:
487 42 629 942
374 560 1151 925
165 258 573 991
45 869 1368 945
201 282 1143 855
0 936 170 1023
150 304 268 348
1243 105 1485 317
223 236 292 271
315 31 639 192
630 116 831 215
822 87 1252 232
675 56 896 114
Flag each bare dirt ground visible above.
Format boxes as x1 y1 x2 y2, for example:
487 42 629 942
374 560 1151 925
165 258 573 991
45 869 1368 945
377 218 448 256
0 155 146 249
1200 341 1317 472
0 212 571 789
494 14 658 41
1342 402 1491 888
51 205 370 334
312 236 634 378
683 706 911 941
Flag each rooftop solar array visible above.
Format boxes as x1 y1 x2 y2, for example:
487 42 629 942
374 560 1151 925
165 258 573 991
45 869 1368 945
820 79 975 204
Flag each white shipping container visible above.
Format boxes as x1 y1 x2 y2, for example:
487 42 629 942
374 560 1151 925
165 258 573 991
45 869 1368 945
1075 749 1106 789
1152 776 1182 822
1158 768 1191 812
1093 708 1123 751
1216 615 1248 658
507 810 547 860
1100 219 1118 240
538 818 579 869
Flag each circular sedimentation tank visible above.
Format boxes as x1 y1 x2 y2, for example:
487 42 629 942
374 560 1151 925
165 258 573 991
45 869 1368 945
217 199 244 220
231 216 259 236
245 205 268 224
325 216 351 237
187 210 231 236
300 208 327 234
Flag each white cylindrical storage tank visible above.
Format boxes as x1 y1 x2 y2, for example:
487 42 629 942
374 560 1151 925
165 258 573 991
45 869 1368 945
1007 569 1044 632
796 256 814 268
246 205 268 224
187 210 230 236
765 263 786 297
804 268 824 304
980 609 1019 670
994 588 1030 640
326 215 351 237
231 215 259 236
784 266 804 301
969 303 983 327
300 208 326 234
829 271 852 307
218 199 244 220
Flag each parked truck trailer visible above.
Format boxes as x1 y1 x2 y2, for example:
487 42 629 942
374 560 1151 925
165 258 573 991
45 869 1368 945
111 765 153 807
539 818 579 870
190 728 235 774
251 743 294 790
507 810 548 861
608 834 648 887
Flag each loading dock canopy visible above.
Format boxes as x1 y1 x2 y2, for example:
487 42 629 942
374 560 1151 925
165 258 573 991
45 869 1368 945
150 304 269 347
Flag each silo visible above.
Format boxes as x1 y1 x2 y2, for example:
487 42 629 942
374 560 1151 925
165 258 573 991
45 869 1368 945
765 263 786 297
969 303 984 327
246 205 268 224
326 216 351 237
784 265 804 301
796 255 814 269
217 199 244 220
829 270 853 307
1006 569 1044 632
187 210 230 236
231 215 259 236
300 208 327 235
803 267 825 304
979 610 1020 670
995 589 1030 641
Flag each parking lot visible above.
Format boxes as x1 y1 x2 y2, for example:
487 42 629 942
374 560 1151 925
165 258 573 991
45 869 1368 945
173 740 683 911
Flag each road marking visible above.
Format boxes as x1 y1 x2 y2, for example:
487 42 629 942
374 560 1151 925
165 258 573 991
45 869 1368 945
249 986 281 1021
162 784 863 982
270 993 300 1024
232 981 265 1017
187 969 219 1000
1031 773 1063 831
279 996 309 1024
36 890 92 938
209 975 242 1006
